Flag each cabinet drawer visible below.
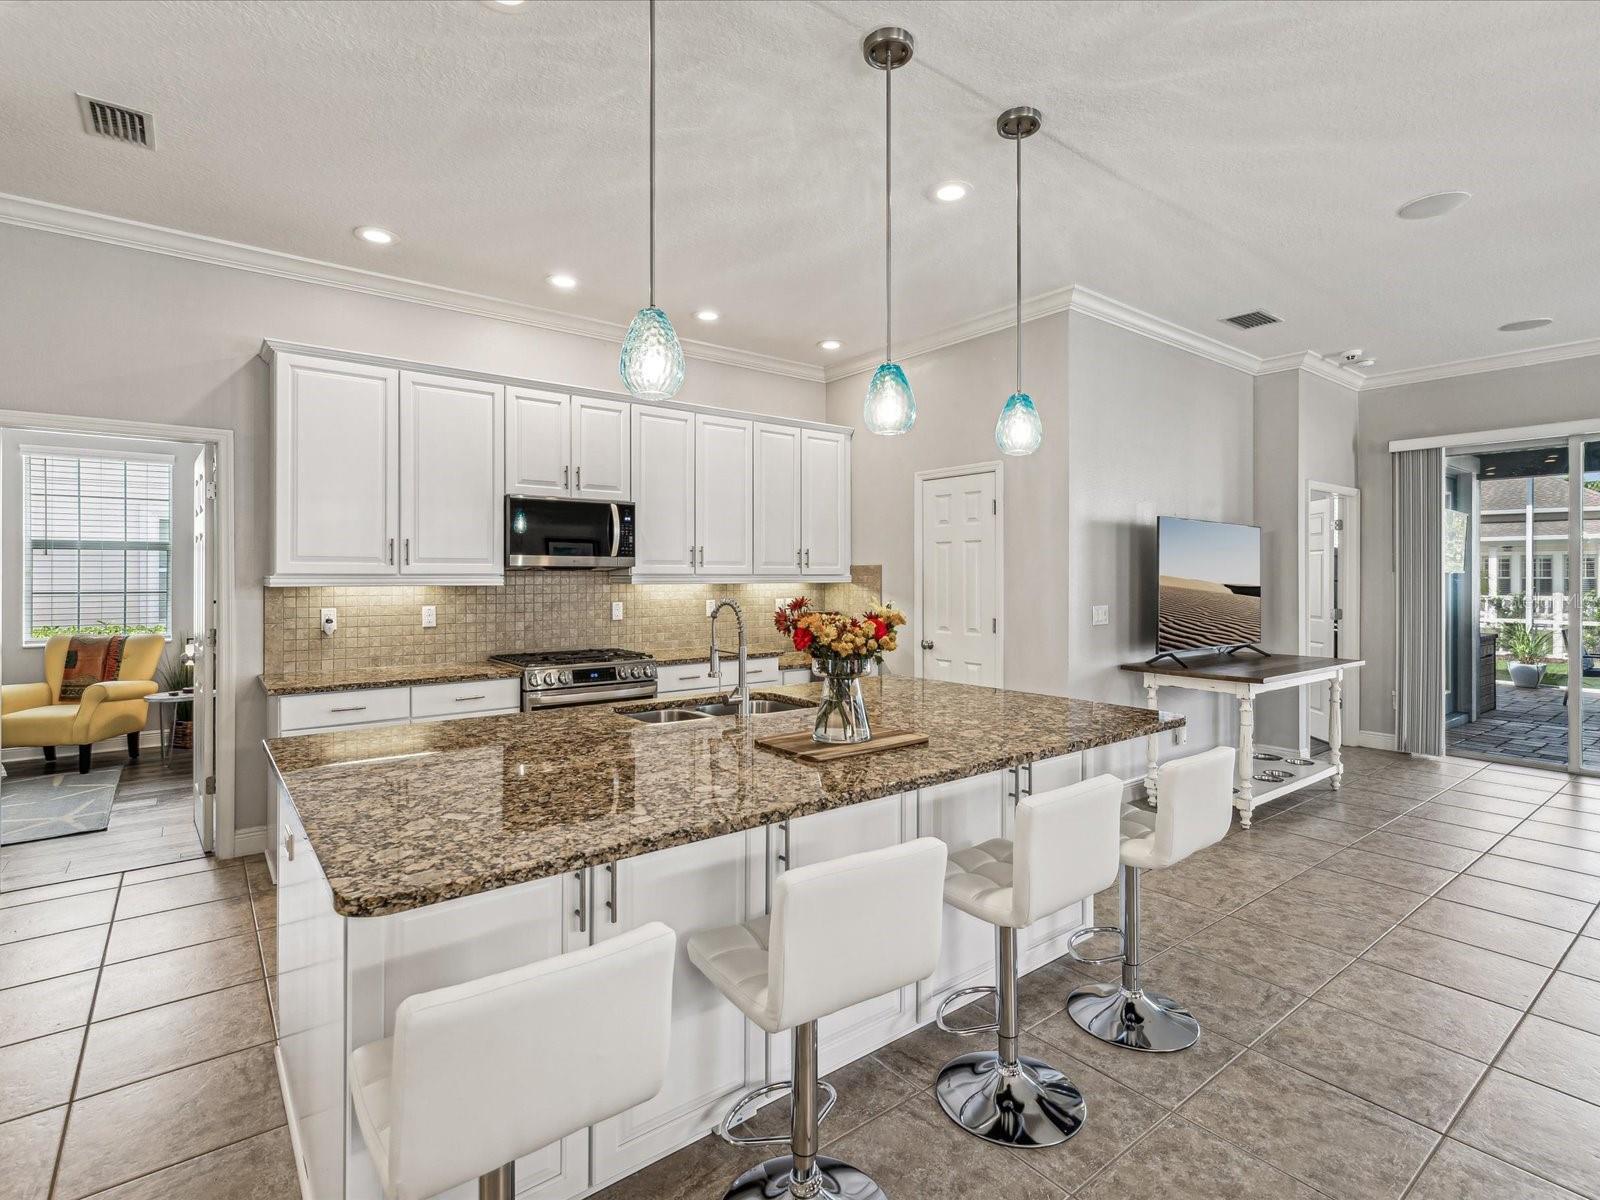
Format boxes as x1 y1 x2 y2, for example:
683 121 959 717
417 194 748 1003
657 661 718 694
411 678 521 720
745 658 780 685
277 687 411 733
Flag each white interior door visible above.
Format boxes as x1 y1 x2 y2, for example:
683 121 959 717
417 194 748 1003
918 471 999 684
191 449 215 851
1306 494 1336 742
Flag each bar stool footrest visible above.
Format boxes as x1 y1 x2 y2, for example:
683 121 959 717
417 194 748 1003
1066 924 1126 967
935 985 1000 1036
717 1080 839 1147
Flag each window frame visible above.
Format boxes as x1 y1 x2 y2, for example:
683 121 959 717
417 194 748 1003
20 446 176 648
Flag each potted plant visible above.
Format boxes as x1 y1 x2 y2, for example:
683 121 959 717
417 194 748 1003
157 649 195 749
1504 625 1553 689
774 597 906 743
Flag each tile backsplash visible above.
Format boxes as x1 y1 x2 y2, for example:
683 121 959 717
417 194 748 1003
264 566 884 676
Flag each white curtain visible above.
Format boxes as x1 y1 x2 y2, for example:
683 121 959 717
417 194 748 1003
1394 448 1445 755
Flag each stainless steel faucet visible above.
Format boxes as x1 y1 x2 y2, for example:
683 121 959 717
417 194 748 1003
708 599 750 717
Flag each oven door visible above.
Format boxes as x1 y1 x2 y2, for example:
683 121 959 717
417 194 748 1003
506 497 636 569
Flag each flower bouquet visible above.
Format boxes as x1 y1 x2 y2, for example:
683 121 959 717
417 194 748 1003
775 598 907 743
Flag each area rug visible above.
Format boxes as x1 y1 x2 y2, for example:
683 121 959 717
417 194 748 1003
0 767 124 846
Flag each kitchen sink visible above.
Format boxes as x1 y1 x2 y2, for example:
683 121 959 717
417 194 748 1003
687 699 815 717
622 707 714 724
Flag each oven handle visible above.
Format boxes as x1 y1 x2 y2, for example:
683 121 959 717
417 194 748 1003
524 683 659 709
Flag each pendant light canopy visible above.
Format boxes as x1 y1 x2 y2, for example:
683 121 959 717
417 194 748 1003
620 0 685 402
862 27 916 436
995 106 1043 457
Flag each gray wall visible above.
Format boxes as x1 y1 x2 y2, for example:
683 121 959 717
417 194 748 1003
0 223 825 833
1358 355 1600 736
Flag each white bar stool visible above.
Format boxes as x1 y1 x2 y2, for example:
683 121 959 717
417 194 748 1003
935 773 1123 1147
348 923 676 1200
1067 745 1236 1051
688 837 948 1200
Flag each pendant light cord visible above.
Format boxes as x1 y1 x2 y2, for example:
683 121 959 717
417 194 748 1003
885 58 893 364
648 0 656 309
1015 132 1022 395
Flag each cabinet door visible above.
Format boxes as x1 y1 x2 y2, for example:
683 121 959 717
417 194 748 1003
399 371 504 577
507 388 571 496
770 795 918 1077
752 423 803 576
801 428 850 577
572 396 631 500
694 413 754 575
589 835 761 1187
272 353 399 579
916 771 1007 1021
631 405 696 576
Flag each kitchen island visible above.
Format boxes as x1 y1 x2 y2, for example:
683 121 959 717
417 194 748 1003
265 676 1182 1200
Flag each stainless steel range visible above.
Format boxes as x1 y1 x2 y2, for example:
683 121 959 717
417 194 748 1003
489 649 658 710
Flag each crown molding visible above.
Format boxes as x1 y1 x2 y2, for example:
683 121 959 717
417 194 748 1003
0 192 825 384
1359 335 1600 391
1257 350 1366 390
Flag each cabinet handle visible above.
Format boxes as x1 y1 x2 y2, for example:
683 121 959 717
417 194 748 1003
776 820 791 868
564 465 569 490
404 538 410 565
574 870 587 934
605 863 619 924
284 826 295 862
388 538 395 565
329 705 367 713
1024 761 1034 796
576 465 582 490
796 549 802 569
453 694 487 703
698 545 705 567
804 548 810 568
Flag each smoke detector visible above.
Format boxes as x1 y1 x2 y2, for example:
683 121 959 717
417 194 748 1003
77 94 154 148
1220 310 1280 330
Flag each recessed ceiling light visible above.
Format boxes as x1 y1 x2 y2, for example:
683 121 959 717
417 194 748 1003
929 181 972 203
546 273 577 290
481 0 527 9
695 310 720 322
818 339 842 351
353 225 396 246
1396 191 1471 220
1499 318 1553 332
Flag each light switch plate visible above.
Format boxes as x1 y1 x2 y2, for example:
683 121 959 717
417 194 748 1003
611 602 624 621
420 605 437 629
1092 605 1110 626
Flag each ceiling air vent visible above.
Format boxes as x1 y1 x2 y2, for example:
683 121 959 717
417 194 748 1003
1220 309 1280 330
76 94 154 148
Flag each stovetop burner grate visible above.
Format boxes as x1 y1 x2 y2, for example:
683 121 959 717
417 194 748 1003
490 648 653 668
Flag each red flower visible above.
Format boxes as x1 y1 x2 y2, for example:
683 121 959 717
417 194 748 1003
871 617 889 640
794 627 814 651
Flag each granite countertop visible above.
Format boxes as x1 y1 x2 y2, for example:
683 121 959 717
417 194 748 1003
259 661 523 696
650 647 812 670
265 677 1184 918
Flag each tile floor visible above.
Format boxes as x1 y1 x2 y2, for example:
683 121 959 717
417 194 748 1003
4 747 1600 1199
0 852 296 1199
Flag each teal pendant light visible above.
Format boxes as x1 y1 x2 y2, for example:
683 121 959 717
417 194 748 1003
861 28 916 436
994 106 1044 457
619 0 685 402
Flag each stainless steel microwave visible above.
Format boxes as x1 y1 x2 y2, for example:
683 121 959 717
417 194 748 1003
505 496 636 570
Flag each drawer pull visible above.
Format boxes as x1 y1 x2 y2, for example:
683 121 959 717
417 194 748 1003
453 694 487 703
284 827 296 862
329 705 368 713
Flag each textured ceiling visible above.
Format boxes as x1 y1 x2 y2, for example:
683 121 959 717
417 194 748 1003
1 0 1597 377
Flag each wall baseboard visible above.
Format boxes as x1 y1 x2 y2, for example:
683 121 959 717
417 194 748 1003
1352 730 1398 751
0 728 169 765
230 825 268 860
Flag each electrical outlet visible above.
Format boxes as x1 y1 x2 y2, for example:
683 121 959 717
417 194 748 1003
611 602 624 621
319 607 337 637
420 605 437 629
1092 605 1110 626
706 599 717 617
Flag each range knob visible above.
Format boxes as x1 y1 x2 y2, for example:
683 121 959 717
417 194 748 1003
643 664 655 678
559 670 573 685
541 670 558 687
620 666 634 680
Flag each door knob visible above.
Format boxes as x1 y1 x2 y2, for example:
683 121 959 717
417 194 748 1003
920 639 934 650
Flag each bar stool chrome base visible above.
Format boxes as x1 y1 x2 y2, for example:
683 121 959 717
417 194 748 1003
721 1155 886 1200
1066 981 1200 1052
934 1051 1087 1147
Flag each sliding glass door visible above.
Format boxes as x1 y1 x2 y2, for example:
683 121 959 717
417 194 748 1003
1577 439 1600 772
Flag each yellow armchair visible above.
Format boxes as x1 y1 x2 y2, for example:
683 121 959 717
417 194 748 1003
1 633 165 773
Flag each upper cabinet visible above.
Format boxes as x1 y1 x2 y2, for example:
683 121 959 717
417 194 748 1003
269 350 503 585
630 405 696 576
801 428 851 577
753 422 802 576
694 414 754 575
507 390 630 501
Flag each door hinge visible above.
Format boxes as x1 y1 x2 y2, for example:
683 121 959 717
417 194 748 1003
992 617 998 633
204 776 217 795
1331 607 1344 622
1333 517 1344 531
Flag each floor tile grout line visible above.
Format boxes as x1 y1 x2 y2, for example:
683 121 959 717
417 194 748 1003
70 1029 281 1105
45 871 122 1200
42 1122 294 1200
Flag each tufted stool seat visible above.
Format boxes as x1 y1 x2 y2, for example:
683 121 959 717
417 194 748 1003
933 773 1123 1148
688 838 948 1200
1068 745 1236 1051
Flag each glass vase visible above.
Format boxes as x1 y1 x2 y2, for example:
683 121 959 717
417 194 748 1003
812 658 872 744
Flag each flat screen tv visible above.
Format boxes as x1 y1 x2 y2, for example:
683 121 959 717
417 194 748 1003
1156 517 1262 656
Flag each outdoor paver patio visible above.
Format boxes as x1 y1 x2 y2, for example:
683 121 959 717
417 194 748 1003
1449 681 1600 766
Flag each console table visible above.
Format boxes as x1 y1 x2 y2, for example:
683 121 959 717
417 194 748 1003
1120 654 1365 828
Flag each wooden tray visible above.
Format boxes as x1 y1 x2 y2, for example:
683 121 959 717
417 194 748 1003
754 728 929 762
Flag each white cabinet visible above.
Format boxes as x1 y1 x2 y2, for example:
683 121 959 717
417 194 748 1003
801 428 850 577
506 387 571 495
588 834 763 1187
507 391 630 502
400 371 504 577
631 405 697 576
268 680 519 738
272 353 400 579
753 422 803 575
694 414 754 575
572 396 631 500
